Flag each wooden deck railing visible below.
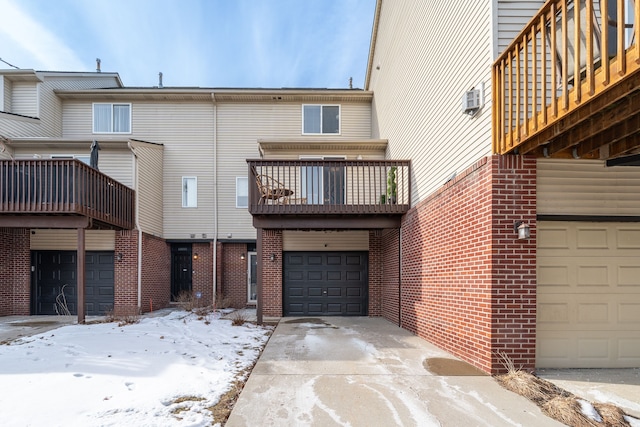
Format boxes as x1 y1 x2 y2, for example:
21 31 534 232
493 0 640 155
0 159 135 229
248 159 411 215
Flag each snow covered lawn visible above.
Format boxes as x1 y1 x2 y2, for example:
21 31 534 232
0 309 273 426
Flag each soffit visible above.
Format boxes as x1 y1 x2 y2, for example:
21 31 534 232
258 138 387 154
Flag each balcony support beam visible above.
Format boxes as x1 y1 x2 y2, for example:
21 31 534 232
0 215 90 228
253 216 402 230
77 227 86 324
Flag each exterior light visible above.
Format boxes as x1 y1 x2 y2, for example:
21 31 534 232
116 253 123 262
270 253 276 262
241 253 245 260
514 221 531 240
193 253 199 260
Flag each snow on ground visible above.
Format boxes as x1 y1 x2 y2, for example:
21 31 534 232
0 310 273 427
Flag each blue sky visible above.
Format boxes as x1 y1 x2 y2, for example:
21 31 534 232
0 0 376 89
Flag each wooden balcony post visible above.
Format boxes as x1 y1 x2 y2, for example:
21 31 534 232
77 227 86 324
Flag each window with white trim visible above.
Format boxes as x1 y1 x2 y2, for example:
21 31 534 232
182 177 197 208
302 105 340 134
93 103 131 133
236 177 248 208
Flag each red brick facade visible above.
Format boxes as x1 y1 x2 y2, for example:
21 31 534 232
114 230 139 312
261 229 283 317
220 243 249 308
192 242 214 307
381 228 400 325
368 230 383 316
0 228 30 316
398 155 536 374
140 233 171 313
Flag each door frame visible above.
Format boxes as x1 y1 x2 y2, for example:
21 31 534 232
247 251 257 304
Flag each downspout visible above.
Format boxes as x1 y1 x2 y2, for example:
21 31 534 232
212 98 218 307
127 141 143 309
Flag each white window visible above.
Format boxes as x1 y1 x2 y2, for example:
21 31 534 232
182 177 197 208
236 177 248 208
302 105 340 134
93 103 131 133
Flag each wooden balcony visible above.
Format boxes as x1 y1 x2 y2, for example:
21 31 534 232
0 159 135 230
248 159 411 229
493 0 640 162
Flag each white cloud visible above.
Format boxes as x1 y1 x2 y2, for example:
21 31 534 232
0 0 85 71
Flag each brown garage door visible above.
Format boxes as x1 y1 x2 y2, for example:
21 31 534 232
283 252 368 316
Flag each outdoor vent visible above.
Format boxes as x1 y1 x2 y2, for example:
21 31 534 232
462 86 483 116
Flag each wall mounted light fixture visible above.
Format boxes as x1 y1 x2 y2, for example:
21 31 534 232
193 253 199 260
116 253 123 262
241 253 245 260
514 221 531 240
270 253 276 262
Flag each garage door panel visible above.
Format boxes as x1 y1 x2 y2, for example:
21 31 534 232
537 222 640 368
283 251 367 316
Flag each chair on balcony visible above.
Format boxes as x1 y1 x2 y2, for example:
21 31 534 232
254 172 294 205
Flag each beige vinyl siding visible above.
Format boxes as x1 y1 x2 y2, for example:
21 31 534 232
97 149 134 187
216 102 371 240
62 99 215 239
538 159 640 216
283 230 369 251
368 1 493 204
130 140 164 236
496 1 546 57
30 229 115 250
1 77 11 111
11 82 39 117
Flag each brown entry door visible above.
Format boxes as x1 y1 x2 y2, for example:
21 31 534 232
283 251 368 316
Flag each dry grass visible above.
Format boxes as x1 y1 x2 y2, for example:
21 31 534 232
105 305 141 326
215 293 233 309
541 396 600 426
593 403 631 427
495 351 635 427
230 310 250 326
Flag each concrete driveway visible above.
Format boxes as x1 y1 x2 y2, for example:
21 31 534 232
226 317 563 427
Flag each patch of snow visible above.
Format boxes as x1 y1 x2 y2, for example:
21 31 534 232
625 415 640 427
0 310 272 426
578 399 602 423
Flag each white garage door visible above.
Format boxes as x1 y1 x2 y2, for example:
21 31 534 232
537 222 640 368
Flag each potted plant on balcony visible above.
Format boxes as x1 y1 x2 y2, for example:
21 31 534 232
386 166 397 204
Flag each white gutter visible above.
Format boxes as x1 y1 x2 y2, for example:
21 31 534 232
127 141 143 309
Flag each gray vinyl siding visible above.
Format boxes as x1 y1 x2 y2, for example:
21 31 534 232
538 159 640 216
283 230 369 251
130 140 164 237
368 1 493 203
216 102 371 240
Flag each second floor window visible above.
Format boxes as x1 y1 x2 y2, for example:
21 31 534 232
236 177 248 208
182 177 197 208
93 103 131 133
303 105 340 134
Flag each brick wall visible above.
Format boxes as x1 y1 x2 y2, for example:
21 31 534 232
139 233 171 313
220 243 248 308
0 228 30 315
399 155 536 374
261 229 283 317
114 230 138 313
192 242 213 307
368 230 383 316
381 228 400 325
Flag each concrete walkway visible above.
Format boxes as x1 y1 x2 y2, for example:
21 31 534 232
226 317 563 427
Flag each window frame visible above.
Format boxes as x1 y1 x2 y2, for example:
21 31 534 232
50 154 91 165
236 176 248 208
92 102 132 134
182 176 198 208
302 104 341 135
